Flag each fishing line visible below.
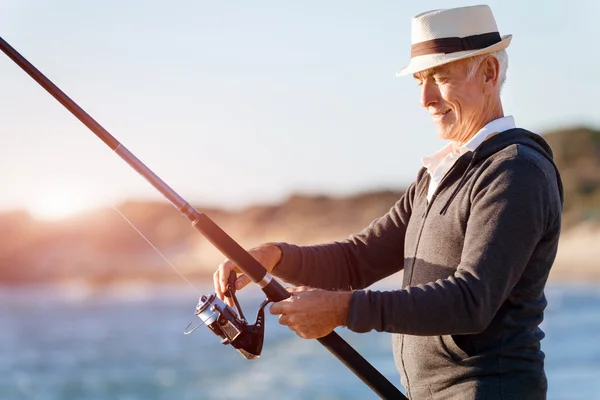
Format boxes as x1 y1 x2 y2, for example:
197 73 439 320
112 205 201 294
0 35 405 398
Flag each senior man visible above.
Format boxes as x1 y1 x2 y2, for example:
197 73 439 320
214 5 563 399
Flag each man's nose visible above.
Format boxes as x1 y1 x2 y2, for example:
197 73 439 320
420 80 439 108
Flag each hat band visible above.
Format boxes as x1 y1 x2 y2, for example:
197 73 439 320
411 32 501 58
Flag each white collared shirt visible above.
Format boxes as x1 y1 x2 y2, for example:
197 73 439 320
422 116 516 202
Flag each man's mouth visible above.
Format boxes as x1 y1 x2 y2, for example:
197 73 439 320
431 109 452 119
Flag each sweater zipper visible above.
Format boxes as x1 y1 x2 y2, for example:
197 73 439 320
400 155 473 394
405 155 469 285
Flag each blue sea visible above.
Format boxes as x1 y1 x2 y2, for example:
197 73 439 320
0 282 598 400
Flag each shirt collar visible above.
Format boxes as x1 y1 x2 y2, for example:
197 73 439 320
462 115 515 152
421 142 454 174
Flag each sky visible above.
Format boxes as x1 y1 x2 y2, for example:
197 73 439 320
0 0 598 216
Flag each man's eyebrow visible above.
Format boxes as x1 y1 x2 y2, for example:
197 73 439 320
413 68 437 80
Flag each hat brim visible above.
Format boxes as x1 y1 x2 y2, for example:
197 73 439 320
396 34 512 77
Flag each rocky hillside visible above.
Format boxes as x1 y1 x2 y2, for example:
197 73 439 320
0 192 403 284
544 126 600 227
543 126 600 280
0 127 598 285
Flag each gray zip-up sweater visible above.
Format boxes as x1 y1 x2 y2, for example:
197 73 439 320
273 129 564 399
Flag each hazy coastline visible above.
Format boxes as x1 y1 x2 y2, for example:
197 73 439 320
1 126 598 286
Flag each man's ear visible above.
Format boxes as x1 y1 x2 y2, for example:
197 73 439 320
482 56 500 94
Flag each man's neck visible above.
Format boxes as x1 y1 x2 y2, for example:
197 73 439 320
452 105 504 148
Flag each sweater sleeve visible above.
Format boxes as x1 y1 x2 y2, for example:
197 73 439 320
347 156 560 335
271 177 419 291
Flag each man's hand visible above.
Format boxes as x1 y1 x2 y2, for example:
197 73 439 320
213 243 282 307
269 287 352 339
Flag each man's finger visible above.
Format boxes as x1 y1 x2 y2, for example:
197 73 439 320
215 269 231 306
286 286 303 295
295 330 310 339
213 271 224 301
269 299 292 315
278 314 292 326
235 274 251 290
289 286 308 293
218 260 231 294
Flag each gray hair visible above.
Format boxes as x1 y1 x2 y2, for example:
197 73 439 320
466 50 508 91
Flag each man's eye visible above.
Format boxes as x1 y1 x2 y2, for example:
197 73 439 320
434 77 448 84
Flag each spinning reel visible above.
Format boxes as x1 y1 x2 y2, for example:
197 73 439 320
184 272 271 360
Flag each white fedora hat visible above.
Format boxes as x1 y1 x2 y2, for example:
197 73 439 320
396 4 512 77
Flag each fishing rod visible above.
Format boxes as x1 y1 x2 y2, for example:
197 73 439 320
0 36 406 399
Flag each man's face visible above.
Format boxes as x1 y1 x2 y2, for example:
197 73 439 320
414 58 486 142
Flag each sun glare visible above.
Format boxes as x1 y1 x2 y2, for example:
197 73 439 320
27 191 91 221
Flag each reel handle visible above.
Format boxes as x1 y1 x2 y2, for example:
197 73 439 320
224 270 237 298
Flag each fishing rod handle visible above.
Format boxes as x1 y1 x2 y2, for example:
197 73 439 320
318 334 406 399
